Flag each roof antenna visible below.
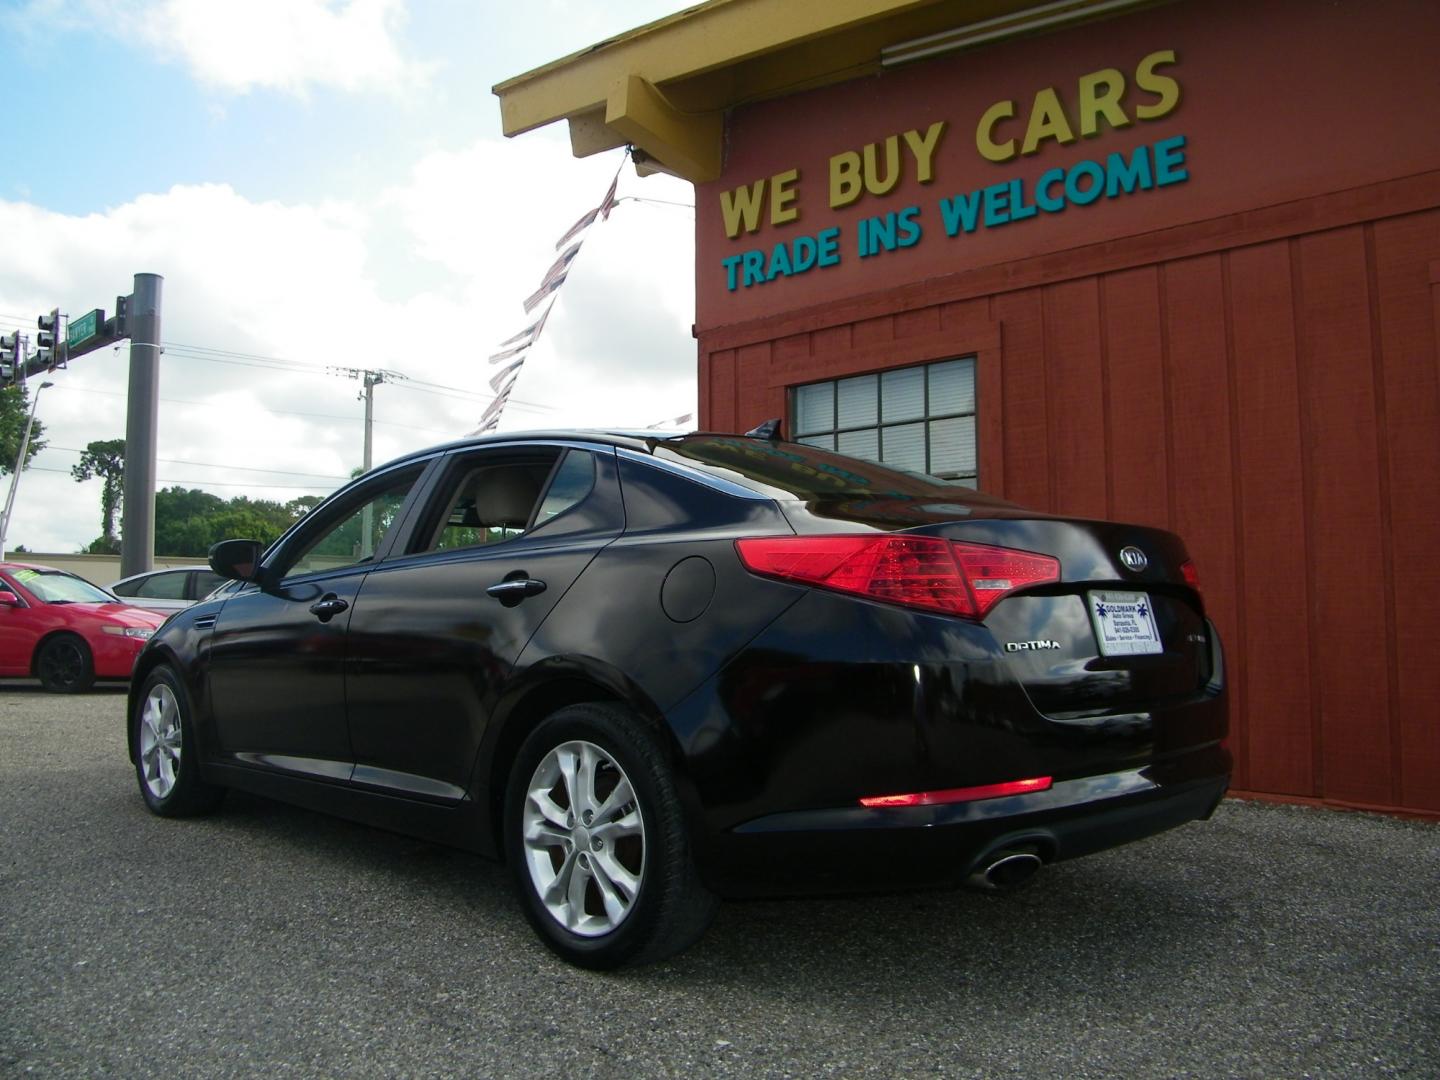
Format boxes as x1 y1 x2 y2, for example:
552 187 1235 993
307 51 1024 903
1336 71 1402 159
745 417 783 440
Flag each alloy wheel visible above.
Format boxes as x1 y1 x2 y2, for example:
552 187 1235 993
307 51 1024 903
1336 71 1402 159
139 683 183 800
521 739 646 937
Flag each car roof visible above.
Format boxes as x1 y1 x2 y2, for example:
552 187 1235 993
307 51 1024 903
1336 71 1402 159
376 429 685 466
109 567 194 585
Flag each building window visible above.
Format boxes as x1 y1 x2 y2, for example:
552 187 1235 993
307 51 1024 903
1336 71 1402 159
791 356 977 484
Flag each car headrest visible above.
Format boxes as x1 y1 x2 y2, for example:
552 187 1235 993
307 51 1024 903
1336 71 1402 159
476 466 546 529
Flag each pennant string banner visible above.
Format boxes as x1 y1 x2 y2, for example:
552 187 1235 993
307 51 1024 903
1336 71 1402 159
522 274 566 315
472 152 628 435
540 243 583 287
486 342 530 365
554 208 598 252
497 319 543 349
489 357 525 392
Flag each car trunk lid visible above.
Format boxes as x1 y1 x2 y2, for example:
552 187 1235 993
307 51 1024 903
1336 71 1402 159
778 497 1213 717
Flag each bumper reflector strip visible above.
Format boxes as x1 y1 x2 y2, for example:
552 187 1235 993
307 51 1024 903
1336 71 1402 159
859 776 1053 807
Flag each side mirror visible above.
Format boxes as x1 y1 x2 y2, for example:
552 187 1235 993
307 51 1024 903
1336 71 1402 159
0 592 19 607
209 538 264 584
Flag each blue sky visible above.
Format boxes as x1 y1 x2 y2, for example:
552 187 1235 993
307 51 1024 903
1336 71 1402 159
5 2 668 211
0 0 696 554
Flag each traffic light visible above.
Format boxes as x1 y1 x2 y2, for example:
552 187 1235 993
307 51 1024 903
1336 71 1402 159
0 332 19 381
111 294 129 339
36 309 60 367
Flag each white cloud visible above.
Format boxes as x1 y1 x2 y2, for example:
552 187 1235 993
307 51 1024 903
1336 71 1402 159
4 0 429 96
148 0 430 96
0 132 697 554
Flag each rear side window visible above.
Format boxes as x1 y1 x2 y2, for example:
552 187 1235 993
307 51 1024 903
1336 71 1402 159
134 572 188 600
532 451 595 529
658 435 1017 507
426 459 557 552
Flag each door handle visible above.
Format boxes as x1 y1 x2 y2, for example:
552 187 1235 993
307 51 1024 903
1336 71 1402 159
309 594 350 622
486 577 547 606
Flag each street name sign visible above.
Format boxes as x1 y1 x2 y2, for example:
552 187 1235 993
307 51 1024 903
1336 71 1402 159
67 309 103 349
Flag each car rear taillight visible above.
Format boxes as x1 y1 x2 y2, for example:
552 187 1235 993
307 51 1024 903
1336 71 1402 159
859 776 1053 807
1180 559 1201 593
734 535 1059 619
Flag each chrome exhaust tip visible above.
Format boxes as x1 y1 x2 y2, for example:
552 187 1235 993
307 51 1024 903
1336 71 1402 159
966 848 1043 892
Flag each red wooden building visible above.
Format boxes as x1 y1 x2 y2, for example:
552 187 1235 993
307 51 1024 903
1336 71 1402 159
497 0 1440 816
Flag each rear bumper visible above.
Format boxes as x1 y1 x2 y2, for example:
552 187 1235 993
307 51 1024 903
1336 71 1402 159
695 743 1230 898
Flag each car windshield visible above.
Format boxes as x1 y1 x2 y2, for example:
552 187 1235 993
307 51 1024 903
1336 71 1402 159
12 568 116 604
655 434 1015 504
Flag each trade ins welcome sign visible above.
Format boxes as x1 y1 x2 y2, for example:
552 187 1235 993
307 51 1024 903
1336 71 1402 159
717 49 1188 293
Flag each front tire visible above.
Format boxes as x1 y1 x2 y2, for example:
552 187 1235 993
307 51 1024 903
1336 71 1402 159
36 633 95 693
504 703 717 969
132 665 224 817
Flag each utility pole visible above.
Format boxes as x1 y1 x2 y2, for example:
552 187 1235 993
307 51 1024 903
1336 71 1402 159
329 366 407 473
328 366 406 558
121 273 162 579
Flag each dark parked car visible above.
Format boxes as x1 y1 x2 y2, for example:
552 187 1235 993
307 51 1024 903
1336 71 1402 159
127 429 1228 968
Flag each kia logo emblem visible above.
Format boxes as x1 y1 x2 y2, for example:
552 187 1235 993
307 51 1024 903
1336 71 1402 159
1119 546 1148 572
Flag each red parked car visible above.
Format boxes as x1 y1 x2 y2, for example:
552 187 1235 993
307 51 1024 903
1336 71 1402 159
0 563 167 692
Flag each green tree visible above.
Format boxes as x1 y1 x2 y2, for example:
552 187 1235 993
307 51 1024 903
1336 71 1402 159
153 487 301 556
71 439 125 553
154 486 226 556
285 495 324 520
0 384 47 475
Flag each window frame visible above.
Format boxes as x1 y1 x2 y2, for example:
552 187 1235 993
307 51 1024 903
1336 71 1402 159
126 569 191 600
789 355 979 483
263 459 434 585
408 448 565 557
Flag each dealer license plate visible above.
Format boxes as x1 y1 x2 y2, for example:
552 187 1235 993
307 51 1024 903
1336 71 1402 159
1088 590 1163 656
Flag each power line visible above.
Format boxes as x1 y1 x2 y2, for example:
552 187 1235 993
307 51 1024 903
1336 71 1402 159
52 383 456 432
158 346 556 412
159 341 556 410
2 319 558 412
28 465 333 491
45 445 349 481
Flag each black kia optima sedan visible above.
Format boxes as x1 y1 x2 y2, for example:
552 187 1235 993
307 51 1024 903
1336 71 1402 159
128 428 1228 968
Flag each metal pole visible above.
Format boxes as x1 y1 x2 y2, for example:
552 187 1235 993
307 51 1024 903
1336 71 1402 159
363 374 375 472
121 273 162 578
359 374 377 558
0 381 52 560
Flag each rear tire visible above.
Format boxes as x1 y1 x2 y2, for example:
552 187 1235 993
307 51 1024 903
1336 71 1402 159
503 702 718 969
36 634 95 693
132 665 224 817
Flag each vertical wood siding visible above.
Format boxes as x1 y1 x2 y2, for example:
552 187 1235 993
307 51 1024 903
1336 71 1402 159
699 207 1440 816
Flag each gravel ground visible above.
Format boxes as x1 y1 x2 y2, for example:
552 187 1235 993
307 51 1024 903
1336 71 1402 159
1 684 1436 1078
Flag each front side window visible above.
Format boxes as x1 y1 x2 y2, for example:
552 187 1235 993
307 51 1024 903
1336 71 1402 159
791 356 977 485
283 467 424 578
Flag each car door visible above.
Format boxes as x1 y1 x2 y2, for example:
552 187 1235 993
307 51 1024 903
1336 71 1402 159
0 574 37 675
343 444 623 800
205 461 430 778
